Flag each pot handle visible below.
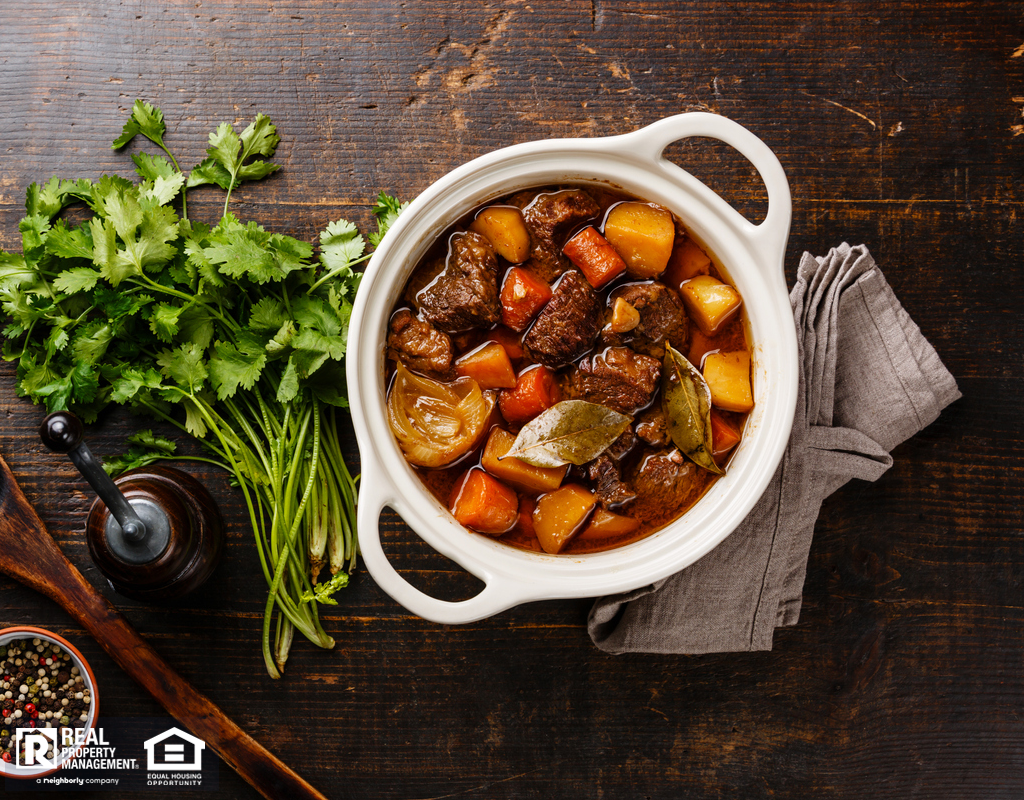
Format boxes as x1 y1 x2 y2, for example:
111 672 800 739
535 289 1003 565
620 112 792 277
357 459 523 624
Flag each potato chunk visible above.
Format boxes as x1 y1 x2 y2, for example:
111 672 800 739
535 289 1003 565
679 275 742 336
469 206 531 264
609 296 641 333
702 351 754 412
532 484 596 554
481 428 567 495
576 508 641 541
664 236 711 289
603 202 675 279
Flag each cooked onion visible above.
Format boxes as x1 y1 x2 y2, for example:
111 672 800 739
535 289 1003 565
387 362 495 468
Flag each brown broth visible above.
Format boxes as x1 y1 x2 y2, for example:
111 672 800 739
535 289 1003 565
389 184 752 555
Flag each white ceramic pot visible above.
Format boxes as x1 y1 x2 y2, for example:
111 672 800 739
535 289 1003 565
347 113 797 624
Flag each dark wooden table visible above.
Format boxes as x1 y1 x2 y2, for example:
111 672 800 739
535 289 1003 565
2 2 1021 797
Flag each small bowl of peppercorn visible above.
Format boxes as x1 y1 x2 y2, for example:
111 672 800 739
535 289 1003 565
0 626 98 779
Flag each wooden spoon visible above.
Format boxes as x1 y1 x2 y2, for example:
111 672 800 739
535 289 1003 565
0 452 328 800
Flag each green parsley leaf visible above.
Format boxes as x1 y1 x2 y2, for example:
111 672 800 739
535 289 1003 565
33 361 99 411
205 115 280 193
132 152 177 181
176 306 216 351
149 302 185 342
186 157 232 190
25 177 68 219
111 367 164 403
208 339 268 400
128 429 177 453
206 123 242 176
45 221 94 261
368 192 408 247
112 99 167 151
140 172 186 206
182 396 209 438
276 356 300 403
292 296 342 337
44 325 69 356
315 218 364 290
71 322 114 364
157 341 208 393
53 267 102 294
299 570 349 604
248 297 288 331
19 214 50 255
265 320 295 355
239 114 280 160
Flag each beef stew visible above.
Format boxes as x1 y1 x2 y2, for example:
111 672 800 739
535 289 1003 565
385 184 753 555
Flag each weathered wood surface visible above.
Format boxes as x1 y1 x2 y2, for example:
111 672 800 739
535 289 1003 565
1 2 1021 798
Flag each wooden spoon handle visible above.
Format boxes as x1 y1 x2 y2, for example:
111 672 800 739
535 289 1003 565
0 453 328 800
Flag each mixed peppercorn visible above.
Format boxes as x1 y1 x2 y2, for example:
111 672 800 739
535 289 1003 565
0 638 91 765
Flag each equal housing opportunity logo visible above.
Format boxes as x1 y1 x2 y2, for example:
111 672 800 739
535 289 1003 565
144 727 206 787
144 727 205 771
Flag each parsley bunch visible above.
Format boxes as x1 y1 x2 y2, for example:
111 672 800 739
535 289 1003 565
0 101 405 678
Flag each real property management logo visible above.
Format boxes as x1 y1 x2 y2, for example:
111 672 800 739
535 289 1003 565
14 726 62 768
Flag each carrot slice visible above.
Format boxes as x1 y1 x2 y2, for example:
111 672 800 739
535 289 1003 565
563 226 627 289
710 409 742 455
500 267 552 332
450 469 519 536
455 342 517 389
498 365 561 427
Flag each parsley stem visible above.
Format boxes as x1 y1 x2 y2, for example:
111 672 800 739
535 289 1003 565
307 252 371 293
261 402 327 677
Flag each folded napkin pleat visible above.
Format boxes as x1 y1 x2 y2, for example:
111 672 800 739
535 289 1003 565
588 243 960 655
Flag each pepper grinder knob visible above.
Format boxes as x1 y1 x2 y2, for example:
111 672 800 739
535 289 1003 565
41 411 159 550
40 411 223 602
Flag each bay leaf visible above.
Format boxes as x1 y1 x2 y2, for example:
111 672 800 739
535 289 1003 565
501 400 631 468
662 343 724 475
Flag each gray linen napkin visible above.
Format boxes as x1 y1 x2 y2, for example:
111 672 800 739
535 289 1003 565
588 243 961 654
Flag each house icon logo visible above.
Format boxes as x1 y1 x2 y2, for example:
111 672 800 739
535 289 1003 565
143 727 206 771
14 727 60 768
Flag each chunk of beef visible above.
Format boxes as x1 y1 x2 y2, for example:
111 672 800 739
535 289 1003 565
602 281 689 358
523 270 601 367
416 231 500 333
386 309 453 379
567 346 661 415
587 454 637 509
606 426 638 461
635 406 671 447
402 250 445 308
511 189 601 282
630 449 702 524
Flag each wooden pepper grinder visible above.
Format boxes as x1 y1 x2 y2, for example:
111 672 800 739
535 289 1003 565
39 411 224 602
